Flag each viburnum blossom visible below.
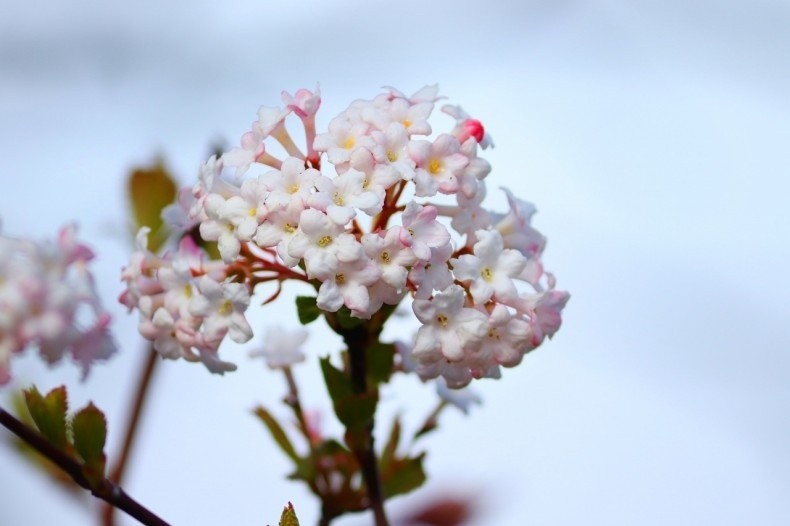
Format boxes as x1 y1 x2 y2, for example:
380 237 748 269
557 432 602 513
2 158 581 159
121 84 569 388
120 228 247 374
0 224 117 383
249 326 308 369
450 229 527 305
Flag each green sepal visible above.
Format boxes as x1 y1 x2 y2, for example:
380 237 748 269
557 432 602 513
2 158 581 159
71 403 107 486
254 406 300 463
23 386 69 450
295 296 321 325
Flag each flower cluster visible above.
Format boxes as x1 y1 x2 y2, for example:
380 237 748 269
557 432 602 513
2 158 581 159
122 85 569 386
0 224 116 384
119 229 255 373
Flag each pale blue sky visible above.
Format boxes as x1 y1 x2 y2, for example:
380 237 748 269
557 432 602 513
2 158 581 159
1 1 789 524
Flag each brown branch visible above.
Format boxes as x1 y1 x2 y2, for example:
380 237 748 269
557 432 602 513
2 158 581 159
103 345 159 526
0 407 169 526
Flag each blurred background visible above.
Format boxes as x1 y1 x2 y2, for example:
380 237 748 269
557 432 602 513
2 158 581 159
1 0 789 524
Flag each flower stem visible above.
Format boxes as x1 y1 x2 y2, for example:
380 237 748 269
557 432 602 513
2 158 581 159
103 344 159 526
0 407 169 526
342 325 390 526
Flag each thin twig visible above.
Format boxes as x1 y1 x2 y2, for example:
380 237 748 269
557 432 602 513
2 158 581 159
103 345 159 526
0 408 169 526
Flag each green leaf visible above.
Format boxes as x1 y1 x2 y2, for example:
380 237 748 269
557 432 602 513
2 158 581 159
23 386 68 450
320 357 354 401
295 296 321 325
381 453 427 499
414 418 439 440
127 161 178 252
336 392 377 429
320 357 376 429
279 502 300 526
313 439 358 476
254 406 300 463
71 403 107 485
286 458 315 483
380 417 401 472
366 342 395 384
336 306 362 329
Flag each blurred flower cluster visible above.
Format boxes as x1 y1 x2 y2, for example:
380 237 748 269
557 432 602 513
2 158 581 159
0 225 116 383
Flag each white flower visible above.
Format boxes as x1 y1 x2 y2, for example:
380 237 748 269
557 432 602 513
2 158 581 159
408 134 469 197
399 202 451 261
249 326 308 369
516 289 571 344
435 377 482 413
282 87 321 118
451 229 527 305
316 257 381 318
363 97 434 136
357 122 417 183
478 304 532 368
260 157 324 210
313 118 370 167
189 276 253 345
254 198 305 266
309 168 381 224
450 181 493 246
362 227 416 291
222 123 266 177
411 285 488 363
288 209 363 279
409 243 454 300
494 187 546 260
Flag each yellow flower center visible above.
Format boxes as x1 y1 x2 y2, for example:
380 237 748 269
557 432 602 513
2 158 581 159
386 150 398 162
379 251 391 263
218 300 233 316
335 273 346 284
248 207 257 217
436 313 449 328
288 183 300 194
283 223 297 234
343 137 356 149
428 158 443 175
317 235 333 247
332 192 345 206
481 267 494 281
